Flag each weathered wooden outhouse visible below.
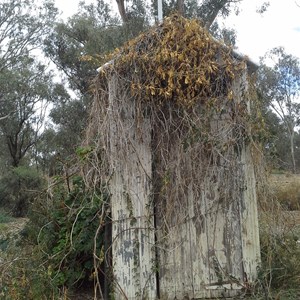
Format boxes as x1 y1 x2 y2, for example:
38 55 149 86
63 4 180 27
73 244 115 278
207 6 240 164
89 15 261 299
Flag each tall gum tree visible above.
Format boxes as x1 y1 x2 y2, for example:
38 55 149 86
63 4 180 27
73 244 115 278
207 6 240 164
258 47 300 173
0 56 66 167
0 0 57 70
0 0 58 148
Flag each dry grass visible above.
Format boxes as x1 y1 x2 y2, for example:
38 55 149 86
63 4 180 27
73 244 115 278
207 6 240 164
270 173 300 210
254 172 300 298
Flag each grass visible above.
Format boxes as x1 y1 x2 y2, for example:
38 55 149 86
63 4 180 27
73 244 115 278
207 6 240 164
270 172 300 210
247 289 300 299
254 172 300 299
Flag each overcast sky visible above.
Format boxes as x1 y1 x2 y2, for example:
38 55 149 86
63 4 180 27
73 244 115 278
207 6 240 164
225 0 300 63
55 0 300 63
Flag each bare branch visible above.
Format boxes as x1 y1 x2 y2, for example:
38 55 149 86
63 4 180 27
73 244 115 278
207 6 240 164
0 114 10 121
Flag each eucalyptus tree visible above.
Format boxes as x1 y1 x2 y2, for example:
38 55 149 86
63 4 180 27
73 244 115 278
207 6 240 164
258 47 300 173
43 2 128 157
0 54 69 215
0 0 57 69
0 0 58 118
44 0 147 95
0 56 66 168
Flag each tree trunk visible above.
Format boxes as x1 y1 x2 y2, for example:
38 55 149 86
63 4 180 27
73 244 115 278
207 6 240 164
199 0 229 29
177 0 185 16
290 130 296 173
115 0 128 23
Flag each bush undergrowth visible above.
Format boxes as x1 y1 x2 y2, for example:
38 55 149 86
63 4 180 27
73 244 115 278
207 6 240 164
0 164 109 299
255 175 300 299
37 175 108 288
0 166 45 217
258 230 300 293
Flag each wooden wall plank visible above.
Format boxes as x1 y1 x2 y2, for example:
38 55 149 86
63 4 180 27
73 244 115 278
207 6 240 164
108 76 157 299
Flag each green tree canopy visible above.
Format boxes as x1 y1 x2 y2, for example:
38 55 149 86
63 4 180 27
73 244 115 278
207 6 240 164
0 56 67 167
0 0 57 71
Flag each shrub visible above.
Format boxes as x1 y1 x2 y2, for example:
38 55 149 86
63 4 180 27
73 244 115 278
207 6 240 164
0 249 57 300
0 166 45 217
255 171 300 298
259 230 300 290
1 173 110 299
256 202 300 298
28 174 109 294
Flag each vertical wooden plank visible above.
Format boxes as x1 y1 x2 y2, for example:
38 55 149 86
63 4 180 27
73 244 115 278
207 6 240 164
191 181 211 298
236 67 261 284
108 76 157 299
200 166 244 298
157 141 195 300
240 146 261 283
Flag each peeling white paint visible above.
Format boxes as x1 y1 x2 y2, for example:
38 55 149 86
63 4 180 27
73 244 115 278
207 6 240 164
106 67 260 299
